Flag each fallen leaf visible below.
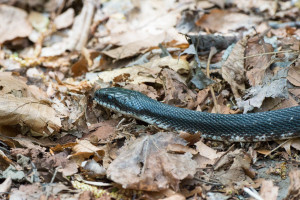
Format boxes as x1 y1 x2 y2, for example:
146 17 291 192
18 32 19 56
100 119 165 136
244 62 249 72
214 149 254 191
222 38 247 98
0 150 13 171
195 141 221 161
259 180 278 200
107 132 197 191
159 193 185 200
41 1 95 56
196 9 262 33
54 8 75 30
0 177 12 193
256 149 272 155
102 0 187 47
287 64 300 86
284 170 300 200
0 5 32 43
167 144 197 155
0 95 61 136
245 35 274 86
233 0 277 16
289 88 300 98
237 68 289 113
87 120 118 141
290 139 300 151
71 139 105 161
92 57 189 86
102 34 165 60
9 183 71 200
162 68 197 109
58 161 78 177
0 72 41 98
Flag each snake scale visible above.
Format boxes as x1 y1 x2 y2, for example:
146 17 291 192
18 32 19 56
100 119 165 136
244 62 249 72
94 87 300 142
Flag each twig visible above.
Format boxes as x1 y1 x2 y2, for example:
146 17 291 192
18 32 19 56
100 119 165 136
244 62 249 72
206 47 219 113
194 177 222 186
241 50 299 60
264 139 292 157
50 166 62 184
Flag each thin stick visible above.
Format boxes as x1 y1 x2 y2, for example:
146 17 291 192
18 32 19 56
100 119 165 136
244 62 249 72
206 47 219 113
241 50 299 60
194 177 222 186
264 139 291 157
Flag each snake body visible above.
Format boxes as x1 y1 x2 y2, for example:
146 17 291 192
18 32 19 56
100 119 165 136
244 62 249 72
94 87 300 142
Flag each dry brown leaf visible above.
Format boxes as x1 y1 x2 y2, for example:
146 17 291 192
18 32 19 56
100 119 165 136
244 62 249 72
58 161 78 177
290 138 300 151
222 38 247 99
107 132 197 191
289 88 300 98
0 5 32 43
256 149 272 155
162 68 196 109
0 95 61 136
71 140 105 160
0 72 49 101
54 8 74 30
0 72 35 97
213 91 239 114
196 9 262 33
233 0 277 16
245 36 274 86
0 150 14 171
287 65 300 86
10 183 70 200
41 1 95 56
0 177 12 193
214 149 254 191
94 57 189 85
259 180 278 200
277 138 300 156
237 68 289 113
124 84 159 99
193 154 214 169
101 0 186 47
167 144 197 155
195 141 221 161
87 120 118 141
159 193 185 200
284 170 300 200
103 34 165 60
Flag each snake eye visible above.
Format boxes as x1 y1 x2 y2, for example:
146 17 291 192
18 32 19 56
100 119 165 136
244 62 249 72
107 95 113 101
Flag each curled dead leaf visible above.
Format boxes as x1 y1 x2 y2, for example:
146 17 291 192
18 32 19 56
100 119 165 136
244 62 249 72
0 95 61 136
107 132 197 191
71 140 105 161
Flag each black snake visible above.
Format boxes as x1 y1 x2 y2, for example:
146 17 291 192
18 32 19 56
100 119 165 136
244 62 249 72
94 87 300 142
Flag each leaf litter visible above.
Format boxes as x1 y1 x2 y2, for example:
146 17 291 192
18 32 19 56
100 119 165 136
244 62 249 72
0 0 300 199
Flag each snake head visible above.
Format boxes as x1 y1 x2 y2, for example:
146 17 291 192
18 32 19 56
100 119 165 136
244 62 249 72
94 87 144 115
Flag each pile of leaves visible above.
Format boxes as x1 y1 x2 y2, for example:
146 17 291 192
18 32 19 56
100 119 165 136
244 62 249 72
0 0 300 199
